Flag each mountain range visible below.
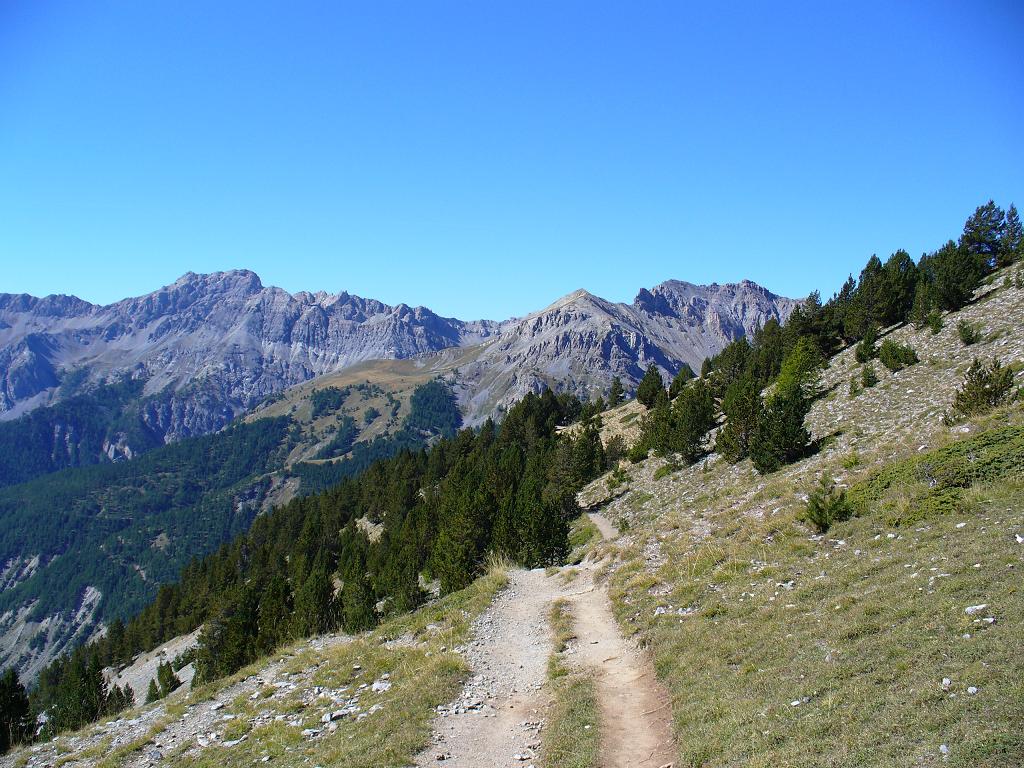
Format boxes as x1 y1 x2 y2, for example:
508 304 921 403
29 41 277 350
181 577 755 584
0 270 794 680
0 270 796 439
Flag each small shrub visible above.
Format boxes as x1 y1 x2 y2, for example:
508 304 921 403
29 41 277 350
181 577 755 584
861 363 878 388
653 463 676 482
627 442 649 463
926 311 943 335
949 358 1015 419
848 376 861 397
957 320 982 346
606 465 628 491
1016 270 1024 290
855 326 877 363
801 476 853 533
879 339 918 372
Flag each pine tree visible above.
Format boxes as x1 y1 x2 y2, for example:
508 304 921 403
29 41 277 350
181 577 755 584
960 199 1005 266
104 684 134 715
49 652 105 733
636 364 665 408
715 375 761 462
570 423 605 486
668 363 695 399
430 460 488 594
293 564 337 637
855 325 877 363
1000 203 1023 267
0 669 30 755
749 380 811 473
776 337 825 398
950 358 1015 417
256 572 293 654
666 377 715 463
924 240 985 311
636 391 671 456
608 377 624 407
156 661 181 698
341 550 376 633
909 280 933 329
145 678 161 704
878 249 919 325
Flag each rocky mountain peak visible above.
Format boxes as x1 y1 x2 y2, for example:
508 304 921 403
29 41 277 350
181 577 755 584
0 270 795 436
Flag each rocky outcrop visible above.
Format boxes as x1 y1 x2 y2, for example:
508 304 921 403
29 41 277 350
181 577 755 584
0 271 500 440
0 270 794 439
453 281 797 423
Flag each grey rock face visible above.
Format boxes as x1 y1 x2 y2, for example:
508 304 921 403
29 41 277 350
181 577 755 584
453 281 797 424
0 270 794 438
0 271 499 440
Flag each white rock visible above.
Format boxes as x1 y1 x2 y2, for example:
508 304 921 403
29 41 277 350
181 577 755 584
964 604 989 615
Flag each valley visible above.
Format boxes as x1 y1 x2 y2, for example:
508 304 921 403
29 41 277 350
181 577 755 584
4 252 1021 766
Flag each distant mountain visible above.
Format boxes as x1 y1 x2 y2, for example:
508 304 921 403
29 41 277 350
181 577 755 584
0 270 795 439
0 271 500 443
455 279 797 422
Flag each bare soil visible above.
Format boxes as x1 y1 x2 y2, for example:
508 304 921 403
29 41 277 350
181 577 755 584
416 512 676 767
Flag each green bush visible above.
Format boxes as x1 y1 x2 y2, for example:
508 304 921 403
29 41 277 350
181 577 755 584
653 463 676 481
926 310 943 334
957 320 982 346
848 423 1024 525
878 339 918 372
950 357 1015 419
861 363 878 388
606 465 628 491
854 326 877 363
801 476 853 533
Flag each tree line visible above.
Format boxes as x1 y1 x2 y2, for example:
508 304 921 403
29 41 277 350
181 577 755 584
3 199 1018 755
623 200 1021 474
23 385 601 742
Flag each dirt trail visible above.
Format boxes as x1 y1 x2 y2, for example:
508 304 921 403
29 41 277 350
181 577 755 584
588 511 618 541
416 568 566 767
568 577 675 767
572 512 675 767
417 513 675 767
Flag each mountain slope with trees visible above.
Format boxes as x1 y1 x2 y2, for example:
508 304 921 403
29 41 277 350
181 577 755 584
0 200 1019 764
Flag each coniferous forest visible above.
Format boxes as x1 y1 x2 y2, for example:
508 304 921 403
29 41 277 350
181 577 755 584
4 199 1021 751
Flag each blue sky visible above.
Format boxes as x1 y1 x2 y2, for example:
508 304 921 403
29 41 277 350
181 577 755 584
1 1 1022 320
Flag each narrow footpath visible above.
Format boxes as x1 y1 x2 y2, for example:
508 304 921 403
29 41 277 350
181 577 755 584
415 512 675 767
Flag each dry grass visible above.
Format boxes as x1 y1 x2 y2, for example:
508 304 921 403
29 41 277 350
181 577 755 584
543 599 600 768
606 419 1024 767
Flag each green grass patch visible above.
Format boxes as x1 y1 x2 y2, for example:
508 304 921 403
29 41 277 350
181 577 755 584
627 490 654 510
611 425 1024 768
544 599 600 768
848 423 1024 525
568 515 601 562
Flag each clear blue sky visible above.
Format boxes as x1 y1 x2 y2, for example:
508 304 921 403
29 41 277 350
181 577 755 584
2 1 1022 320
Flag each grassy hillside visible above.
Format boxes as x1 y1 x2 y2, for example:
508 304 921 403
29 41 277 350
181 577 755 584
244 347 477 467
581 272 1024 767
5 568 507 768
